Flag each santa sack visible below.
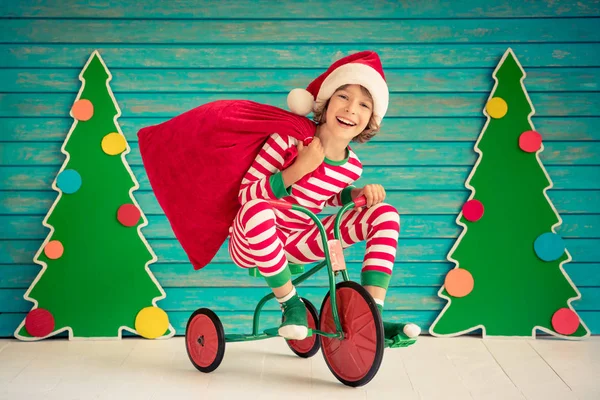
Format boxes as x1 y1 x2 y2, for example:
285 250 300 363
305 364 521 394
137 100 316 270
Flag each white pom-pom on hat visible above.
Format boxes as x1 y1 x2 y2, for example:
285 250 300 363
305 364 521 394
287 88 315 116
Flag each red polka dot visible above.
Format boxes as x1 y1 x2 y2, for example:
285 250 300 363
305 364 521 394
71 99 94 121
462 199 484 222
25 308 55 337
118 204 141 227
445 269 474 297
552 308 579 335
519 130 542 153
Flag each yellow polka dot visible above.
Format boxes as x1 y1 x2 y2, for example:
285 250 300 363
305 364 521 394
486 97 508 119
135 307 169 339
101 133 127 155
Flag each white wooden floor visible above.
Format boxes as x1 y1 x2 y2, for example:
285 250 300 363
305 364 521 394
0 335 598 400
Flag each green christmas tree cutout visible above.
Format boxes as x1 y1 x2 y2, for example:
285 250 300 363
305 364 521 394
15 50 175 340
429 48 590 339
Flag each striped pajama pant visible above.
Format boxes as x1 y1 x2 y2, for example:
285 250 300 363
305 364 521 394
228 199 400 287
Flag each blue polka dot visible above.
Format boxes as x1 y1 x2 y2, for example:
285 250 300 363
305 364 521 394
56 169 82 194
534 232 565 262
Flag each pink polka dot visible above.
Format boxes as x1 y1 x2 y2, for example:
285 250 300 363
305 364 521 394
519 130 542 153
552 308 579 335
462 199 484 222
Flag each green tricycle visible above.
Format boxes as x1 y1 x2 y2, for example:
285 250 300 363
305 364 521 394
185 195 415 387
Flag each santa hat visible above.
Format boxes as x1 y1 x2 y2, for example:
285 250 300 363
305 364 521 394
287 51 389 125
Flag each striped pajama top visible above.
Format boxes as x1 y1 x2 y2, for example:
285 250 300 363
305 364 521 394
237 132 363 231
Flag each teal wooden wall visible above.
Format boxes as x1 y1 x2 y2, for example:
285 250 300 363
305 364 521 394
1 0 599 337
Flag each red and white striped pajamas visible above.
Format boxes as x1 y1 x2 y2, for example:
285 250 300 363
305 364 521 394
228 133 400 289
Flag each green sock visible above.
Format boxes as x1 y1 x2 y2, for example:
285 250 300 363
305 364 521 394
377 304 405 339
362 271 410 338
263 264 292 289
277 287 308 340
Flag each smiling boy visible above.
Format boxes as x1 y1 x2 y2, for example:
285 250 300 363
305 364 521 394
229 51 421 342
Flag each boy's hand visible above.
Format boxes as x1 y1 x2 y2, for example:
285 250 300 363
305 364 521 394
295 137 325 175
353 184 386 207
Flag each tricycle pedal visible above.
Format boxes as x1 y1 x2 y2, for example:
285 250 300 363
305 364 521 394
386 334 417 349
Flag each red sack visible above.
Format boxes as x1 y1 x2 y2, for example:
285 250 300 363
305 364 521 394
137 100 316 270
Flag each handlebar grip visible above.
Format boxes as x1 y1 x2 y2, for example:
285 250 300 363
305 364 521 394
353 195 367 208
267 199 293 210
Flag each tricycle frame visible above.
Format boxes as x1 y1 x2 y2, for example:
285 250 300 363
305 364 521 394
223 197 359 343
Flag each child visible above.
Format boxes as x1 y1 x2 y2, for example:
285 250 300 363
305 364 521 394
228 51 421 341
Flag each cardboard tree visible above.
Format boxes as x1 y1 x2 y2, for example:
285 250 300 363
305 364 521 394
15 50 175 340
429 48 590 339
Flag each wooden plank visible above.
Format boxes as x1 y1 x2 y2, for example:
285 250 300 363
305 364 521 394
2 237 599 264
7 214 466 239
5 116 600 142
363 166 600 191
434 338 525 399
0 332 43 384
1 285 598 313
0 286 439 313
3 93 599 118
3 189 599 216
0 262 451 289
529 337 600 399
2 68 599 93
3 214 598 241
3 19 598 44
564 263 600 288
0 309 430 337
399 337 474 399
2 165 598 191
118 262 600 291
1 310 599 338
3 0 599 18
2 261 598 289
164 238 600 263
483 340 578 400
2 44 598 68
4 142 599 167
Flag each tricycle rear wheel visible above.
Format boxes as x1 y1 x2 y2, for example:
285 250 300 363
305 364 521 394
185 308 225 373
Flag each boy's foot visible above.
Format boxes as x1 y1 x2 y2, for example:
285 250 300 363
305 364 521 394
377 304 421 340
383 320 421 339
278 290 308 340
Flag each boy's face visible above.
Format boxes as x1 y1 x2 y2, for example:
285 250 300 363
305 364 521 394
325 84 373 142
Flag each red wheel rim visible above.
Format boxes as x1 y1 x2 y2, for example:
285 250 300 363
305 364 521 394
186 314 219 368
321 286 378 382
287 304 317 353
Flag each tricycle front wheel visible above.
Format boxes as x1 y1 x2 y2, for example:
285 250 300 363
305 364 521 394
319 281 385 387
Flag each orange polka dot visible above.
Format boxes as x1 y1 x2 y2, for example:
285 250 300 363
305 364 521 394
71 99 94 121
445 269 474 297
44 240 64 259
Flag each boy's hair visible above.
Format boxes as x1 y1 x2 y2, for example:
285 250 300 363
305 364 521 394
311 84 381 143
